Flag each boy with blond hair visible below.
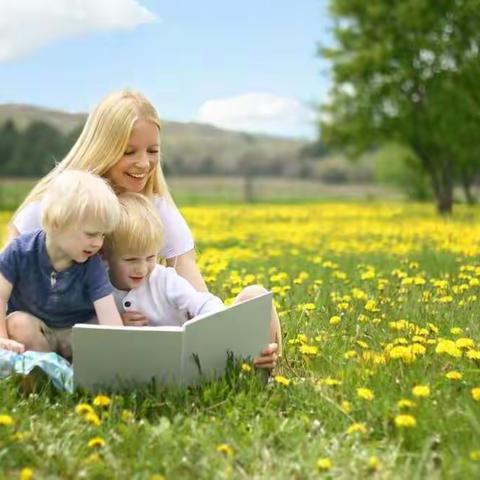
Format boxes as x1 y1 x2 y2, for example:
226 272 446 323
102 193 225 326
0 170 123 359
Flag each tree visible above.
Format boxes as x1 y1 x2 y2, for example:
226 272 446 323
320 0 480 214
0 120 19 175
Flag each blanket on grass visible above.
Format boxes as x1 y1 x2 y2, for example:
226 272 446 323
0 349 73 393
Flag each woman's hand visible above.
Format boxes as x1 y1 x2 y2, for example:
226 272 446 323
0 337 25 353
253 342 278 370
121 311 149 326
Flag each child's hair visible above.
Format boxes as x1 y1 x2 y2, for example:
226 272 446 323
41 170 121 233
13 89 170 225
102 192 163 257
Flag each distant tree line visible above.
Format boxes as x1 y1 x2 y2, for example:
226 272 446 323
0 119 342 181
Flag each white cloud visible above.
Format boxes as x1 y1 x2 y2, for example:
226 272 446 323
196 93 316 138
0 0 157 61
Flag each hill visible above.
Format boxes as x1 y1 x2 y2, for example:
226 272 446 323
0 104 308 176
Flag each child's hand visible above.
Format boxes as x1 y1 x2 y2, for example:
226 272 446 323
0 337 25 353
121 311 149 327
253 343 278 370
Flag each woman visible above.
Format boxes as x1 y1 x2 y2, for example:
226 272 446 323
8 89 280 368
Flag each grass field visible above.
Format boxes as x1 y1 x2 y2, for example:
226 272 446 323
1 203 480 479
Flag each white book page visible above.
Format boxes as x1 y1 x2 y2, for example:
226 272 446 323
181 292 272 385
73 324 184 390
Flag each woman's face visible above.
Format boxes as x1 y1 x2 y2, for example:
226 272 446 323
106 119 160 193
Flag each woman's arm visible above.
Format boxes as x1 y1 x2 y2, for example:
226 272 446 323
166 249 208 292
5 224 20 245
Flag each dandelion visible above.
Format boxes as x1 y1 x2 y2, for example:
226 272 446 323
88 437 106 448
216 443 234 458
394 415 416 428
329 315 341 325
241 363 252 372
299 345 319 356
466 349 480 360
316 458 332 471
367 456 380 471
150 475 166 480
435 340 462 358
450 327 463 335
121 410 134 423
0 414 14 427
471 388 480 401
340 401 352 414
456 338 474 349
320 377 342 387
93 395 111 407
470 450 480 461
19 468 34 480
274 375 290 387
397 399 416 409
346 422 367 435
75 403 94 416
445 371 462 381
356 388 374 401
412 385 430 397
84 412 101 426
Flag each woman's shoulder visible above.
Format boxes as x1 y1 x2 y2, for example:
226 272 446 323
12 200 43 234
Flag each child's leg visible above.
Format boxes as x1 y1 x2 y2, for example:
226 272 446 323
6 312 52 352
233 284 283 355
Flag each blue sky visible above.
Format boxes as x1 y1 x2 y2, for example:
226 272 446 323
0 1 332 138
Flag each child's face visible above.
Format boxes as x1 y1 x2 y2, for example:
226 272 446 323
107 251 157 290
106 119 159 193
53 222 106 264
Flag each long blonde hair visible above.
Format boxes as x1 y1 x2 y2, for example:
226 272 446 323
13 89 170 221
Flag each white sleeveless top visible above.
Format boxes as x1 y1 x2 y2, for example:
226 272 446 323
12 197 194 260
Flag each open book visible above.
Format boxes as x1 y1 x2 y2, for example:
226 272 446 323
72 292 272 391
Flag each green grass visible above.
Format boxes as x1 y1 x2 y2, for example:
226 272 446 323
1 203 480 479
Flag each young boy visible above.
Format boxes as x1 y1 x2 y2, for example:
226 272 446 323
0 170 124 360
102 193 225 326
102 193 280 369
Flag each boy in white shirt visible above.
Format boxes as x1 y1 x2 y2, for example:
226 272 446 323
102 193 280 368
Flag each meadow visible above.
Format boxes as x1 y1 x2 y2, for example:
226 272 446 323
1 202 480 479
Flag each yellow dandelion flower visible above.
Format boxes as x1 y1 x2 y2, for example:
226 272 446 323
471 388 480 401
344 350 357 359
394 414 416 428
216 443 234 457
367 456 380 471
274 375 290 386
88 437 106 448
346 422 367 435
0 414 15 427
466 349 480 360
356 388 374 401
150 475 166 480
121 410 134 423
316 458 332 471
470 450 480 461
445 371 462 381
75 403 94 416
299 344 319 356
84 412 101 426
456 338 474 349
450 327 463 335
397 399 416 409
412 385 430 397
19 468 33 480
241 363 252 372
321 377 342 387
340 401 352 414
435 340 462 358
329 315 341 325
93 395 111 407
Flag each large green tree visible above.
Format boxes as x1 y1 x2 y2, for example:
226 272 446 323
320 0 480 213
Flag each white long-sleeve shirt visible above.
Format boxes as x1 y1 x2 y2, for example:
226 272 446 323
112 265 224 327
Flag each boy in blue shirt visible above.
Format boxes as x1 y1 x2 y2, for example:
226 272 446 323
0 170 123 359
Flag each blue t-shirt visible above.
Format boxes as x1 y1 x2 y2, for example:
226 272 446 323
0 230 113 328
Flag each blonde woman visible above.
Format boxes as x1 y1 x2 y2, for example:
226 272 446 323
8 89 280 368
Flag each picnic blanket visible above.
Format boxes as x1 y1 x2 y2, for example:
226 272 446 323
0 349 73 393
